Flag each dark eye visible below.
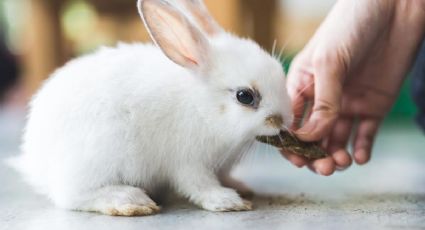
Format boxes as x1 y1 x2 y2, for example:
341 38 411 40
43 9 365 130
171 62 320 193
236 89 255 105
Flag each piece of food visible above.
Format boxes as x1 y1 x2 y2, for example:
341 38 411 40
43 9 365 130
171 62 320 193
256 131 328 159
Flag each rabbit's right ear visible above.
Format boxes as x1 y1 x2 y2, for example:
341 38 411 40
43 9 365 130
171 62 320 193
175 0 222 36
138 0 210 71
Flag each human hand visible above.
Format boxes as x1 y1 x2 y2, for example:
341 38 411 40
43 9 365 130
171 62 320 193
283 0 425 175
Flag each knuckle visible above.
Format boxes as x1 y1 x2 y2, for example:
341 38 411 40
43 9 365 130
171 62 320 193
363 132 376 143
312 51 350 78
314 99 340 118
312 53 337 68
291 54 306 67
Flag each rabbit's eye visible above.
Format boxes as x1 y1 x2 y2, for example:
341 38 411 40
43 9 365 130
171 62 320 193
236 89 254 106
232 87 261 109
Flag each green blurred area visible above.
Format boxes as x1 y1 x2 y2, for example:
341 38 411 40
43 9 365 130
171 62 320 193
389 77 417 119
281 56 418 120
0 0 418 121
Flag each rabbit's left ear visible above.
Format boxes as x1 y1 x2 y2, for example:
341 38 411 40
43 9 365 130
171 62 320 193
138 0 210 71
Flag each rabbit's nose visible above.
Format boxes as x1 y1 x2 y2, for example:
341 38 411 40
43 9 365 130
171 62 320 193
265 114 283 129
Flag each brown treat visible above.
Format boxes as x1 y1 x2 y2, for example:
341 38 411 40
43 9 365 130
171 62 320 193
256 131 328 159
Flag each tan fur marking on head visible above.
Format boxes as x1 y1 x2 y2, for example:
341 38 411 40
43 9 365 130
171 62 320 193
251 81 258 91
219 104 226 114
250 81 261 101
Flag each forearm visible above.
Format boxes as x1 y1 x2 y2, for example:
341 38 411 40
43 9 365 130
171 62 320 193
309 0 425 77
304 0 398 69
393 0 425 48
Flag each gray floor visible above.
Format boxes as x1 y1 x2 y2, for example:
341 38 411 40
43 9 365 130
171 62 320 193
1 107 425 230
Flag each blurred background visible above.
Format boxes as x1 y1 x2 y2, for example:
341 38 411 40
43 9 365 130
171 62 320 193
1 2 424 228
0 0 420 158
0 0 417 116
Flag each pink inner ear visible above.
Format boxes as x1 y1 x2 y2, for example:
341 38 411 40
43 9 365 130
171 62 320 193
185 57 198 66
142 0 208 69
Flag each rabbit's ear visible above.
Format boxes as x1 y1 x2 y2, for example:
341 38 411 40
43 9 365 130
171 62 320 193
175 0 222 36
138 0 210 70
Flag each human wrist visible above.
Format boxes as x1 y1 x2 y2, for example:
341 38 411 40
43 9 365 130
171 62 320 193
393 0 425 53
394 0 425 26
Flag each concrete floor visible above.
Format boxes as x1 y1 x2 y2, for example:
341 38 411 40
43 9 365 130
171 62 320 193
1 107 425 230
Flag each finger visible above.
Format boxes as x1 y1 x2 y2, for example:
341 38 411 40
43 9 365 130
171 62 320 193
291 94 306 130
280 150 308 168
320 135 329 150
327 118 353 169
322 131 352 172
352 118 380 165
304 100 314 122
291 99 315 131
286 55 314 99
287 70 315 129
309 156 336 176
332 149 352 171
295 56 345 142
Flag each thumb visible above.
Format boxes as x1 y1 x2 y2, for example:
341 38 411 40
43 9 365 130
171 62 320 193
295 55 346 142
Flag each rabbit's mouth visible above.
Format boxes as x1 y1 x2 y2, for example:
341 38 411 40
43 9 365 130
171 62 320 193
255 131 328 160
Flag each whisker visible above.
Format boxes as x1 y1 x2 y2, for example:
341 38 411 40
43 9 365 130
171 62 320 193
293 81 315 100
239 141 255 165
277 33 295 61
286 128 296 137
282 124 297 137
271 39 277 57
277 132 284 146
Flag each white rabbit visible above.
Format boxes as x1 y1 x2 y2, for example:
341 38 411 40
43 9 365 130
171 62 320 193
11 0 293 216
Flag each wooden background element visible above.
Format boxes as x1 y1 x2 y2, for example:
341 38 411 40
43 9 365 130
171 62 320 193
22 0 280 97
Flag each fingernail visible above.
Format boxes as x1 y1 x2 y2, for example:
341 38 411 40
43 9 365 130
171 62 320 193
295 121 316 136
316 168 325 175
294 162 305 168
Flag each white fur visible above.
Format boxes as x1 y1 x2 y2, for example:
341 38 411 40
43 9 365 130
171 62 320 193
12 0 292 215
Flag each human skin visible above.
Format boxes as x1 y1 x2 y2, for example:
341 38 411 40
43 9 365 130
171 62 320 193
283 0 425 175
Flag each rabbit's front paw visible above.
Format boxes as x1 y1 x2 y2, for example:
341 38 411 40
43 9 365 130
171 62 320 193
220 174 254 199
199 188 252 212
106 203 160 216
101 187 161 216
77 185 160 216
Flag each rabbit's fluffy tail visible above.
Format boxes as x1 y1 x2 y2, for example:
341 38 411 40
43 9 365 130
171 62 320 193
4 154 24 172
4 153 48 195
